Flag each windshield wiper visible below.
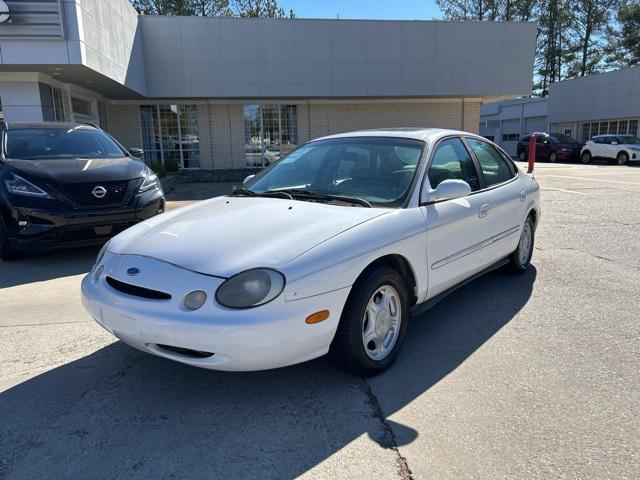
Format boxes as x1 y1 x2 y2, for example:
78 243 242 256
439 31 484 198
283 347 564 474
230 187 293 200
277 189 372 208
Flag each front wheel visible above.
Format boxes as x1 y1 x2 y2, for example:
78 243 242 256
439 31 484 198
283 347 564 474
549 151 557 163
616 152 629 166
581 151 591 164
0 218 21 261
509 216 535 273
518 151 526 161
330 266 409 377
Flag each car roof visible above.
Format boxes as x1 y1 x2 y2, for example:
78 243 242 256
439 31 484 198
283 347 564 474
5 121 100 131
312 128 482 143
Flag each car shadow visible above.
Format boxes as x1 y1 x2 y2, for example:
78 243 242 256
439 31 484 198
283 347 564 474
0 246 99 289
0 267 536 478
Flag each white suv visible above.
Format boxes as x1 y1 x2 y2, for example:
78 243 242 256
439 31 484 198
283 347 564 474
581 134 640 165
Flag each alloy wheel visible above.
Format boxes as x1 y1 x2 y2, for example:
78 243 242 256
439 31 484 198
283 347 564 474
617 153 628 166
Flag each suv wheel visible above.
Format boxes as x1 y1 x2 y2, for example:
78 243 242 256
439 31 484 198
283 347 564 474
616 152 629 166
330 265 409 377
518 151 526 161
581 151 592 164
549 152 557 163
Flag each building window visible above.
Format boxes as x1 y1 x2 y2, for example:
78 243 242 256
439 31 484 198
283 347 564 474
581 119 639 142
244 104 298 167
564 128 572 137
483 135 495 142
501 133 520 142
52 87 64 121
72 97 93 117
629 120 638 137
139 104 200 169
97 101 108 130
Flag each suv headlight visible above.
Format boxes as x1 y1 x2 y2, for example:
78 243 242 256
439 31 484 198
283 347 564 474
4 174 49 197
215 268 285 309
139 169 159 193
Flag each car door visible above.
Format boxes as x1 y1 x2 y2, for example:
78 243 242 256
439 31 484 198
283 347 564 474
423 137 497 298
603 136 618 159
466 137 524 260
591 137 604 157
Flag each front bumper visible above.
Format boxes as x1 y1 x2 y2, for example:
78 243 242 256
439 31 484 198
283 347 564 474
3 191 164 253
81 253 351 371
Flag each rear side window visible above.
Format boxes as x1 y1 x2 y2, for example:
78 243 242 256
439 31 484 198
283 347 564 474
427 138 480 191
466 138 515 187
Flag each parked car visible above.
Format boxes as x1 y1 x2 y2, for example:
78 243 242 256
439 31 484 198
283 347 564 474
82 129 540 376
517 133 582 163
0 122 165 260
580 134 640 165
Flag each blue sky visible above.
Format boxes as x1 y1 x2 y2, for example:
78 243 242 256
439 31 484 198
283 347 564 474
278 0 443 20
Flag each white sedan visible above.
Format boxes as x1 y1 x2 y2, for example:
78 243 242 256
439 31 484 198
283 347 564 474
82 129 540 376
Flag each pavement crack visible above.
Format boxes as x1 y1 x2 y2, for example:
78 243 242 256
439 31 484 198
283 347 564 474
360 379 414 480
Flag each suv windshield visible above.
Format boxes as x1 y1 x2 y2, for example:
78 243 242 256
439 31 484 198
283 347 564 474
618 135 640 145
5 127 125 160
245 137 425 208
553 134 579 143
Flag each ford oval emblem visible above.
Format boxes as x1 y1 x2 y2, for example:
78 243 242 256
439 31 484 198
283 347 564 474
127 267 140 276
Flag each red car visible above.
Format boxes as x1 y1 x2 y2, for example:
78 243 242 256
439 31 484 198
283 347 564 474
517 133 583 163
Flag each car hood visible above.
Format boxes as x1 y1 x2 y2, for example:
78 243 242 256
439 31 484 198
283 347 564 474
108 196 391 277
4 157 146 183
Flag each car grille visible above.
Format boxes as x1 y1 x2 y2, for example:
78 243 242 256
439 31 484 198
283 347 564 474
106 276 171 300
62 180 131 207
156 344 215 359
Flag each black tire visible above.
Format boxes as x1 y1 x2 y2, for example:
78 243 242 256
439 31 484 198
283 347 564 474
549 151 557 163
509 215 535 273
616 152 629 166
330 265 409 377
518 150 526 162
0 217 21 261
581 151 591 164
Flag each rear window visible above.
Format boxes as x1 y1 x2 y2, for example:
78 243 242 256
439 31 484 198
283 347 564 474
5 127 125 160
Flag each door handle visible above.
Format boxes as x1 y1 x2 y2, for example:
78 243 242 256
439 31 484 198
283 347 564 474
520 189 527 202
478 203 491 218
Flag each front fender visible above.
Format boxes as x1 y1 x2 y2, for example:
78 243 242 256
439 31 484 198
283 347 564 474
283 208 428 302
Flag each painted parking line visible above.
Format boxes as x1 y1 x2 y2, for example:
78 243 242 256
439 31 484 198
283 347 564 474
541 174 640 186
540 187 587 195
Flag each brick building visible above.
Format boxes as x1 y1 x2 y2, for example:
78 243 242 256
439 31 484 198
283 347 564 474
0 0 536 175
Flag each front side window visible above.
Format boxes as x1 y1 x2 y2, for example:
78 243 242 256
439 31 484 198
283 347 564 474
246 137 424 207
427 138 480 191
467 138 515 187
6 127 125 160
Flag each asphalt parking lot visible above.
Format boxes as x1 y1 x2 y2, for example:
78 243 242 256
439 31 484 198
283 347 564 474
1 162 639 479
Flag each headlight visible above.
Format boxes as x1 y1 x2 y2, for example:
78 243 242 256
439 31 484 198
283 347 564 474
95 240 110 266
139 169 159 192
215 268 285 309
4 174 49 197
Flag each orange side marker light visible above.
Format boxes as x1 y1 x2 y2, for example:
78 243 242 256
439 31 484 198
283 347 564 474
306 310 330 324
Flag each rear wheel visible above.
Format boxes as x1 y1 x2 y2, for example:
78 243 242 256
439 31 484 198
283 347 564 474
581 151 591 164
549 151 557 163
509 216 535 273
518 151 526 161
330 265 409 377
616 152 629 166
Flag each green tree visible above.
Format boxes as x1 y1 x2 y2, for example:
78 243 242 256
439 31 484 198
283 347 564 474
129 0 292 17
606 1 640 67
565 0 616 78
232 0 295 18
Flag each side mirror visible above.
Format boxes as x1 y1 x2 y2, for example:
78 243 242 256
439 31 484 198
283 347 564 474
129 147 144 159
243 174 255 184
422 179 472 205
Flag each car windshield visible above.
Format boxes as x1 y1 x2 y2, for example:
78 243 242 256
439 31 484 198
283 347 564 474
244 137 425 208
5 127 125 160
553 134 579 143
618 135 640 145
